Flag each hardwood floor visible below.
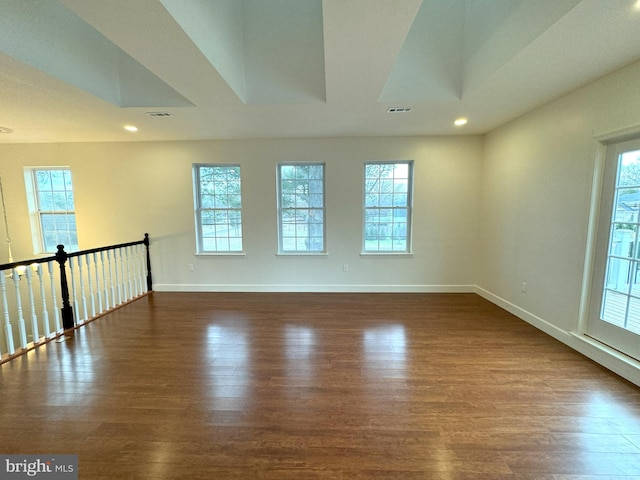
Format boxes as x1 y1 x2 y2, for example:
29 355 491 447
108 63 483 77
1 292 640 479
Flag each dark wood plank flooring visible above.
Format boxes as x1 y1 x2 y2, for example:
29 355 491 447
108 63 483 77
1 292 640 479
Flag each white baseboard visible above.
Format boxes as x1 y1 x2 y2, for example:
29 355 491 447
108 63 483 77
153 283 476 293
475 286 640 387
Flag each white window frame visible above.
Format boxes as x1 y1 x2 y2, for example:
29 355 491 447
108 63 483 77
277 162 326 254
362 160 413 254
193 164 244 254
24 167 78 254
584 136 640 360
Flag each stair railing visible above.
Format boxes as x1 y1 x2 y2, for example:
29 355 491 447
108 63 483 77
0 233 151 363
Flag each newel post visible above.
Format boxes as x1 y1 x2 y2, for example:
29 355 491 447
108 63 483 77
55 244 75 330
144 233 153 292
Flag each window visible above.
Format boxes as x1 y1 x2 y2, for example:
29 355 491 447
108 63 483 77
194 164 243 253
277 163 325 253
363 161 413 253
24 168 78 253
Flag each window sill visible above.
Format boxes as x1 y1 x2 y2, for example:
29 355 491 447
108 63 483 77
276 252 328 257
196 252 246 257
360 252 413 257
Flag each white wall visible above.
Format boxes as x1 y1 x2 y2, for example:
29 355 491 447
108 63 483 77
0 135 482 292
478 58 640 384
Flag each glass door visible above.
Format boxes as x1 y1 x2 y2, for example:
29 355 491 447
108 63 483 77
587 138 640 360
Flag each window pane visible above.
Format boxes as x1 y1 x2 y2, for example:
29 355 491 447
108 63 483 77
38 192 54 210
195 165 243 252
36 171 52 189
394 180 408 193
282 238 296 251
393 193 407 207
52 192 67 210
216 238 230 251
605 257 631 293
609 225 636 259
628 296 640 334
229 238 243 251
50 170 65 189
614 188 640 223
202 195 214 208
365 194 379 208
40 213 77 251
308 165 323 179
602 289 627 326
309 237 323 251
66 192 75 209
618 150 640 187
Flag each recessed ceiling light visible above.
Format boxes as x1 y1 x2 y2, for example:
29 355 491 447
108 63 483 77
124 125 138 132
454 118 468 126
145 112 173 117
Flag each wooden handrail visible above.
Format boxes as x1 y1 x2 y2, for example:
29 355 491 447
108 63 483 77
0 234 151 272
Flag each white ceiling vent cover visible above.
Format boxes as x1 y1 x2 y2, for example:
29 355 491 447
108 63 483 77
387 107 412 113
146 112 173 117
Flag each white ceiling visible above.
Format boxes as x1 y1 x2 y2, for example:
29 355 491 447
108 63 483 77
1 0 640 143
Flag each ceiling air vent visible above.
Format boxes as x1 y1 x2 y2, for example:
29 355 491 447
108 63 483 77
387 107 412 113
145 112 173 117
0 126 14 133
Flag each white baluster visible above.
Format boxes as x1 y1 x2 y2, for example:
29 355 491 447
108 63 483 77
85 255 95 318
129 246 136 298
119 247 127 302
120 247 127 301
77 256 88 321
129 245 138 298
115 249 122 305
1 271 15 354
133 245 142 296
93 252 103 314
134 245 141 296
140 245 148 292
140 244 146 293
12 268 27 349
137 244 145 294
69 258 80 324
25 267 40 344
35 264 51 337
107 250 116 308
48 261 61 333
126 246 134 300
101 250 111 310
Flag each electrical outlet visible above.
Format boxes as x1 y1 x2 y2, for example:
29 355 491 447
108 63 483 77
343 264 349 272
521 282 527 293
188 264 194 272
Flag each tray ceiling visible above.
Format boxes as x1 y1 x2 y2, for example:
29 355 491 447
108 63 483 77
1 0 640 143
